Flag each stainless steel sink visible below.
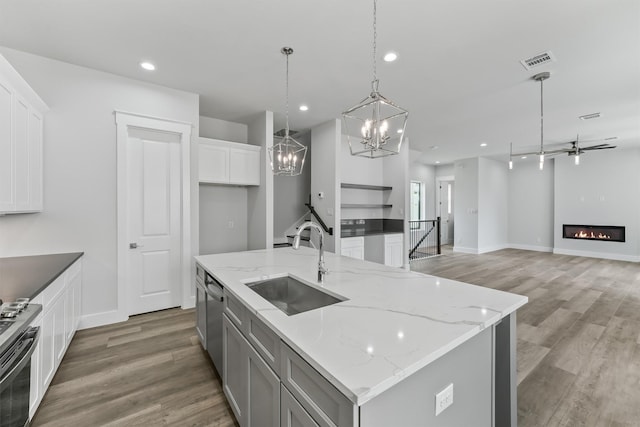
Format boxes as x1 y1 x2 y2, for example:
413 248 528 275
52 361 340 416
245 275 345 316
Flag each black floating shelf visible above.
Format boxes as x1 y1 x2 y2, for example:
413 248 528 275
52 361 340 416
341 204 392 209
341 183 392 191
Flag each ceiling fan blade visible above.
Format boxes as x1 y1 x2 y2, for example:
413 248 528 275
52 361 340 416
581 143 609 149
583 145 616 151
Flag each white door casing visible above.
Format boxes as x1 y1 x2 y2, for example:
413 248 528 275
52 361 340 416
437 176 455 246
116 111 192 318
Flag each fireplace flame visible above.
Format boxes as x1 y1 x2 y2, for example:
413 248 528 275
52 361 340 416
574 231 611 239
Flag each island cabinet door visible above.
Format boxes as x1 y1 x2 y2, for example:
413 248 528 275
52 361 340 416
223 314 247 426
246 336 280 427
281 385 319 427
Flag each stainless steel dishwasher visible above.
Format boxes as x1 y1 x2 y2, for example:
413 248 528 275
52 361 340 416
204 272 224 376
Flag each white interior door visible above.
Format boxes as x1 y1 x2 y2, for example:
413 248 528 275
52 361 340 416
126 128 182 315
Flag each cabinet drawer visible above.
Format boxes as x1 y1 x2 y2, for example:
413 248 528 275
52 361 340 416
281 384 320 427
341 237 364 249
196 263 205 282
64 259 81 284
384 233 403 243
224 290 246 331
39 275 65 309
280 343 355 427
247 311 281 376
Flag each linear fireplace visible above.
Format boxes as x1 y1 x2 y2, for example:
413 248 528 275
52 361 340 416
563 224 625 242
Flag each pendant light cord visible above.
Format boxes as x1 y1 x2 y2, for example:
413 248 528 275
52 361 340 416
540 76 544 154
285 51 290 137
372 0 377 83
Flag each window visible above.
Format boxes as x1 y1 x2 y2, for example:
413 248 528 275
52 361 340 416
410 181 425 229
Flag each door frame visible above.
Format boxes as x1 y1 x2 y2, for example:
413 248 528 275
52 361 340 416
115 111 192 320
436 175 455 245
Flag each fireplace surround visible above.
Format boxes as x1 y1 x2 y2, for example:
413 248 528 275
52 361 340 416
563 224 625 242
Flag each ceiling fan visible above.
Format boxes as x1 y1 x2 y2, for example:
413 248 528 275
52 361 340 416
509 72 617 169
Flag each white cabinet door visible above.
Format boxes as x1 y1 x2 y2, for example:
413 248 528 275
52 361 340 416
384 234 404 267
0 80 14 211
199 142 229 183
199 138 260 186
40 304 56 389
229 148 260 185
52 293 66 367
13 95 29 211
0 55 47 214
341 237 364 260
28 110 43 211
29 314 43 419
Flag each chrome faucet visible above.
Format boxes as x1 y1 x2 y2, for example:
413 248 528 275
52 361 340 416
293 221 328 283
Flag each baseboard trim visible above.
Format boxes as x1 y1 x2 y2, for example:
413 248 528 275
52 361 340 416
508 244 553 253
79 310 128 330
453 246 479 254
478 244 509 254
553 248 640 263
182 295 195 310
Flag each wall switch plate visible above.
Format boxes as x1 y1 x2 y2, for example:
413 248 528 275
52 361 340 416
435 383 454 416
228 221 234 229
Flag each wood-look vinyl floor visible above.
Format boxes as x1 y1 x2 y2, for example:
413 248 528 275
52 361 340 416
31 308 239 427
411 248 640 427
32 249 640 427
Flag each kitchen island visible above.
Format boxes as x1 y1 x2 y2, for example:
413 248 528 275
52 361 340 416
195 247 527 427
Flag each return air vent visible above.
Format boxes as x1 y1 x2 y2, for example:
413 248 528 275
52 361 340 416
520 51 556 70
274 128 299 137
579 112 601 120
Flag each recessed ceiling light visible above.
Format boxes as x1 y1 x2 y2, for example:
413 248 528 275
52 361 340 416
383 52 398 62
435 160 441 164
480 143 488 147
396 128 403 134
521 156 527 159
299 105 308 111
140 61 156 71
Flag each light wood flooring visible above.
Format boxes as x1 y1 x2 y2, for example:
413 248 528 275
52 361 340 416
412 248 640 427
32 249 640 426
31 308 238 427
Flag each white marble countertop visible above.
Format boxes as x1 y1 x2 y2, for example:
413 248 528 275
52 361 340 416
195 247 527 406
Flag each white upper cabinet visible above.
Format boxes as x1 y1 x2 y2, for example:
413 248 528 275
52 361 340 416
0 53 48 214
198 137 260 186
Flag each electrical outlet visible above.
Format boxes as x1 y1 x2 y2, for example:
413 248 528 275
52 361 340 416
435 383 454 416
227 221 234 229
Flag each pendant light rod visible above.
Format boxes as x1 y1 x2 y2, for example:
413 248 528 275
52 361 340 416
372 0 377 84
533 72 550 154
281 47 293 137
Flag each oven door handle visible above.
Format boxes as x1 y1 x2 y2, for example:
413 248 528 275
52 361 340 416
0 326 40 391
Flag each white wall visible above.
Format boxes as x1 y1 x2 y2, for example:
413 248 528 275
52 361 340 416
273 132 311 242
478 157 508 253
311 120 341 253
246 111 274 250
553 148 640 261
199 185 248 254
0 48 199 325
508 159 554 251
436 164 455 178
453 158 479 253
200 115 247 143
409 150 437 220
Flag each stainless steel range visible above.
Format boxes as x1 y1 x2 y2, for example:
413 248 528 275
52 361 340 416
0 298 42 427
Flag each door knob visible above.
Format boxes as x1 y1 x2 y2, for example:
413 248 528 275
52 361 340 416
129 242 142 249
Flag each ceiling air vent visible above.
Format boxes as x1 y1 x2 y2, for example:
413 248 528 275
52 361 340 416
520 51 556 70
579 112 601 120
274 129 299 137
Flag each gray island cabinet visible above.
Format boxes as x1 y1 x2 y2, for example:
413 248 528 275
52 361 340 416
195 247 527 427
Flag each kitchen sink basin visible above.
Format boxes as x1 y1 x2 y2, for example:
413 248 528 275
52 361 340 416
245 275 345 316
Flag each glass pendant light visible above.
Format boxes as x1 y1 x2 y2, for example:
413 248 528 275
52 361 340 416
341 0 408 158
268 47 307 176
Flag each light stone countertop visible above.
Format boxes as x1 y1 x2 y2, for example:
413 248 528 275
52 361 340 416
195 247 527 406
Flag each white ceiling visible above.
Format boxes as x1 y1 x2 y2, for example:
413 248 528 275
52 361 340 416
1 0 638 164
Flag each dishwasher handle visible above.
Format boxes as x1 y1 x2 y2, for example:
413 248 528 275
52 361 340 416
204 275 224 302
